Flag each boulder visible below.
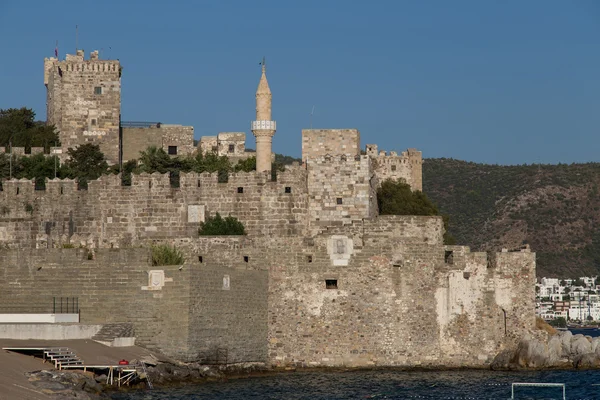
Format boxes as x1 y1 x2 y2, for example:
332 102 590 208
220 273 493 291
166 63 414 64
546 335 563 365
490 349 513 370
558 330 572 357
571 335 592 356
592 337 600 353
513 339 549 368
574 352 600 369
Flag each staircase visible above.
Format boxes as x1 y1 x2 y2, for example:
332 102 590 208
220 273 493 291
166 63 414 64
43 347 84 369
92 323 136 347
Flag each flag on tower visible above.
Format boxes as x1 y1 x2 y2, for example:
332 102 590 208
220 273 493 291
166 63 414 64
55 41 58 57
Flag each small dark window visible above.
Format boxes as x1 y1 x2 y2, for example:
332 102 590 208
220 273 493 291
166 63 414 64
463 271 471 280
60 186 63 195
445 250 454 264
285 187 291 194
307 255 313 263
228 144 235 153
237 187 244 193
391 165 397 171
198 256 203 263
243 256 249 263
197 180 201 188
168 146 178 155
91 119 97 126
326 279 338 289
336 198 343 205
94 87 102 95
16 187 19 195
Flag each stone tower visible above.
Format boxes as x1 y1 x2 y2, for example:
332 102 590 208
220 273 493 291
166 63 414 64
251 58 276 172
44 50 121 164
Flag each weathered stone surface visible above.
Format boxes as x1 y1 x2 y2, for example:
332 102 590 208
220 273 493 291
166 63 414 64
513 339 549 368
558 330 573 357
571 335 592 356
574 352 600 369
45 51 121 164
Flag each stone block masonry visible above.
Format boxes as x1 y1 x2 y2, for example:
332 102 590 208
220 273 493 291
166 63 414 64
302 129 361 160
45 50 121 164
122 125 194 162
0 247 268 363
0 168 309 249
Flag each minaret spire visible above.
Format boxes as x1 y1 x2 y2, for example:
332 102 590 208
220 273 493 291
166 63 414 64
251 57 276 172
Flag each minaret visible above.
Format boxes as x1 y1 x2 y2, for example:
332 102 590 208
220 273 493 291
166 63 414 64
251 57 276 172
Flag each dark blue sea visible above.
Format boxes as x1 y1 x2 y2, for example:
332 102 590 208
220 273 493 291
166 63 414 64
113 330 600 400
111 369 600 400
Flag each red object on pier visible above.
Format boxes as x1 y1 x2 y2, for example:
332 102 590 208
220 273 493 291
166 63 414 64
118 359 129 365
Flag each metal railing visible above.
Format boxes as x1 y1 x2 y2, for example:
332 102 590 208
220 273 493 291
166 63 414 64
53 297 79 314
0 297 79 314
120 121 162 128
511 382 565 400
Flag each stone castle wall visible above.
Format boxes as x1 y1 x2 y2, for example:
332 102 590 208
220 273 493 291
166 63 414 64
0 246 268 363
302 129 361 160
0 212 535 366
45 51 121 164
0 169 308 249
122 125 195 161
366 145 423 191
266 216 535 367
307 155 377 235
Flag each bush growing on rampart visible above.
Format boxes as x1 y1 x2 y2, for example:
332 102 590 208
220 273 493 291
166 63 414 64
151 244 185 266
199 213 246 236
378 178 455 245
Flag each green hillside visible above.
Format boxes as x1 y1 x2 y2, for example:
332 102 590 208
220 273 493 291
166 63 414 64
423 158 600 278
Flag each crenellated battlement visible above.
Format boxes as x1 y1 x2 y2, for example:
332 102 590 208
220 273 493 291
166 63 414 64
365 145 423 191
0 147 52 156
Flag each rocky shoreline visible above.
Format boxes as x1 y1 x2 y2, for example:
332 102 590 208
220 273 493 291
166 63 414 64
23 361 272 399
491 329 600 370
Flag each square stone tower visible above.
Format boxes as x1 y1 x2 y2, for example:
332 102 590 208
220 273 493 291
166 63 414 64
44 50 121 164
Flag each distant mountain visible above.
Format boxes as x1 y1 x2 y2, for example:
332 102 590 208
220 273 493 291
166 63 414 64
422 158 600 278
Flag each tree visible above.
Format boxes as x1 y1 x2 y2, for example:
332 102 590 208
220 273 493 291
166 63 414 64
63 144 108 189
17 153 61 189
137 146 172 174
199 212 246 235
549 317 567 328
234 156 256 172
377 178 456 244
0 108 60 152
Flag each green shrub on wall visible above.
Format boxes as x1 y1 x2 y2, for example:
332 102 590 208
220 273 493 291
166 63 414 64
151 244 185 266
198 213 246 236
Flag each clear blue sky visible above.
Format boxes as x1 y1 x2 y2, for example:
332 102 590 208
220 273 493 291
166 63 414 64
0 0 598 164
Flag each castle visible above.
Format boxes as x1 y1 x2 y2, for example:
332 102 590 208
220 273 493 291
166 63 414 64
0 51 536 368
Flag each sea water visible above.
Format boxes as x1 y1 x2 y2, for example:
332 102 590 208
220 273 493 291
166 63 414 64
111 369 600 400
113 329 600 400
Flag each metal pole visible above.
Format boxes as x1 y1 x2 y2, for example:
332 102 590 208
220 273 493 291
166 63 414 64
9 139 12 179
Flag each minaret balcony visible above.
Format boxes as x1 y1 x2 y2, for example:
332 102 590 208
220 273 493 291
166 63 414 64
251 120 276 131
